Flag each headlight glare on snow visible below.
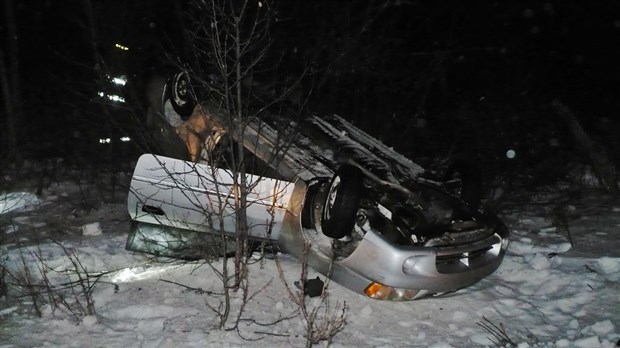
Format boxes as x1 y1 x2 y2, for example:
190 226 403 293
364 282 418 301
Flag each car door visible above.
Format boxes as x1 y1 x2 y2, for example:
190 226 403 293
127 154 295 240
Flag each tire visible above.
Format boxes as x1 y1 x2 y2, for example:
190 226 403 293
166 71 196 119
321 165 363 239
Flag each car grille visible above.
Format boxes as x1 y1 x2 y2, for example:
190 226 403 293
433 233 503 274
424 226 494 247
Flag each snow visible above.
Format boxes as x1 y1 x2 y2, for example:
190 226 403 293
0 192 40 215
1 178 619 347
81 222 103 236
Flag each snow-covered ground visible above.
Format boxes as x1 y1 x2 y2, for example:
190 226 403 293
1 170 619 347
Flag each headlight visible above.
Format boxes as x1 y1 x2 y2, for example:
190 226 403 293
501 236 510 250
364 282 419 301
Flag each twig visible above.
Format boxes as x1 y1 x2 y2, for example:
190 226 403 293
239 310 299 326
158 278 222 295
253 331 290 337
477 316 517 347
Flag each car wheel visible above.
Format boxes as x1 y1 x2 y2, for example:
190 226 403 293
321 165 363 239
166 71 196 119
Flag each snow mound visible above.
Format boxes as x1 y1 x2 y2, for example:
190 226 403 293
0 191 41 215
2 179 620 347
593 257 620 281
82 222 103 236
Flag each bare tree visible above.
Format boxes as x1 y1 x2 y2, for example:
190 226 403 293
552 99 618 196
275 242 347 347
166 0 283 328
132 0 331 335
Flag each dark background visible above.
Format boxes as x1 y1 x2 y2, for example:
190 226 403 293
2 0 620 190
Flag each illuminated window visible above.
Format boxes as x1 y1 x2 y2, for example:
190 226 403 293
107 94 126 103
112 76 127 86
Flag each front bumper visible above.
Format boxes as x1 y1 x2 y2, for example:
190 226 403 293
296 223 507 300
278 180 509 300
338 228 507 297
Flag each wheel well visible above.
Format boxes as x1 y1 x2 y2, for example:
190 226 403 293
301 179 329 229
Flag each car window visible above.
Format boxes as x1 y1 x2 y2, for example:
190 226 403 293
208 134 286 180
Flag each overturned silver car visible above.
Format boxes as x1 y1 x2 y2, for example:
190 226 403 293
126 73 509 300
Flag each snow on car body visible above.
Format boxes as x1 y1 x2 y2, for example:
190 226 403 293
126 73 509 300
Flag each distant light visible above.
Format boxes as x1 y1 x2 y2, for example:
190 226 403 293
506 149 516 159
115 43 129 51
120 136 131 142
97 91 125 103
99 138 111 144
107 94 125 103
112 76 127 86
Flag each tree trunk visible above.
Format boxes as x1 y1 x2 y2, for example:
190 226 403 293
552 99 619 195
2 0 20 163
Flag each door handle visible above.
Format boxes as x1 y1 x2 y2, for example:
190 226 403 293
142 204 165 216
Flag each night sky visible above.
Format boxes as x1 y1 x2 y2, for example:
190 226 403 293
2 0 620 183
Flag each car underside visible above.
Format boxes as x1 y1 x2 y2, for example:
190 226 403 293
125 72 509 300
